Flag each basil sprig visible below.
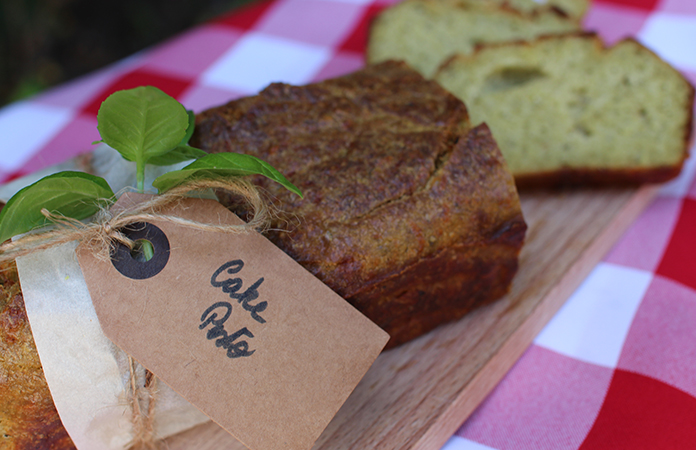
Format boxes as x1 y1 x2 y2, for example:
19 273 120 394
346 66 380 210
0 86 302 243
93 86 189 191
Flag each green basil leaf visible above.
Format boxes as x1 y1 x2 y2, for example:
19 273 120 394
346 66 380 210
180 109 196 145
96 86 189 164
152 152 303 197
0 171 115 243
147 145 207 166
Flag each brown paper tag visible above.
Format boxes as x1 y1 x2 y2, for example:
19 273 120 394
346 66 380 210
76 193 389 450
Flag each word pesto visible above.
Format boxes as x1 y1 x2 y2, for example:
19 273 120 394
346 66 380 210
199 302 255 359
200 259 267 359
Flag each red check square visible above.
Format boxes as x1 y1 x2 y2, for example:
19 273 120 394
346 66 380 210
81 69 193 117
655 198 696 291
593 0 661 11
337 4 389 54
579 369 696 450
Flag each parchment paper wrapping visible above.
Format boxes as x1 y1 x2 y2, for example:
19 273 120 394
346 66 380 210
16 243 210 449
6 145 210 449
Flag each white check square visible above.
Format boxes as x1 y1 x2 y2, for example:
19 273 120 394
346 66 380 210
534 262 652 368
0 102 73 172
638 13 696 71
660 148 696 199
201 32 331 94
441 436 498 450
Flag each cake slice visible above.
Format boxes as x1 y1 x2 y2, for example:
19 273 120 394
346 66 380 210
435 33 695 187
366 0 578 77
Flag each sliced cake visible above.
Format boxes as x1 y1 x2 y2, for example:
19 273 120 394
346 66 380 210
435 33 695 186
367 0 578 77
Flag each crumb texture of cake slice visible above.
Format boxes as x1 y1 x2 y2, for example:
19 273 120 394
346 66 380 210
435 33 695 186
192 61 527 348
366 0 578 77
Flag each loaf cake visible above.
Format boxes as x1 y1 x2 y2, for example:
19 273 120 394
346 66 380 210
366 0 578 77
191 60 527 348
434 33 695 187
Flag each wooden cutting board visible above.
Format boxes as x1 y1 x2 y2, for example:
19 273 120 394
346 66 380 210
164 184 659 450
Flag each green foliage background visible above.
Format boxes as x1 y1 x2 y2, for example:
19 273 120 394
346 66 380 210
0 0 252 106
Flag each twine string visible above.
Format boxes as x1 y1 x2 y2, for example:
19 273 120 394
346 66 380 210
127 357 159 450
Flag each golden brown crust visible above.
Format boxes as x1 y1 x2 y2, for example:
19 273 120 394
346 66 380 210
346 124 526 346
193 61 526 347
514 164 687 190
0 261 75 450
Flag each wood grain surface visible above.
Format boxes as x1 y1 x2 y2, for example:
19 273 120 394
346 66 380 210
164 185 659 450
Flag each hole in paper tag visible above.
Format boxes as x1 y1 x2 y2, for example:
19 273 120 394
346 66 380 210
110 222 170 279
76 193 389 450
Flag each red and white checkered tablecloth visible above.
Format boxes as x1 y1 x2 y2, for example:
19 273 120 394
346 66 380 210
0 0 694 449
